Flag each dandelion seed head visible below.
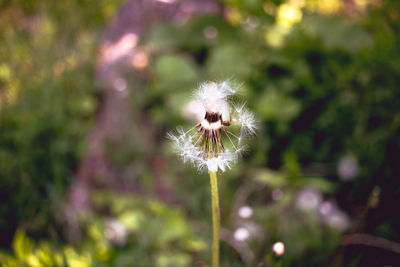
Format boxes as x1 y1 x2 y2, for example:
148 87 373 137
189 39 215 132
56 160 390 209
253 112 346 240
199 150 236 172
168 128 202 164
196 81 236 102
169 80 256 172
236 106 257 136
204 157 219 172
195 81 235 119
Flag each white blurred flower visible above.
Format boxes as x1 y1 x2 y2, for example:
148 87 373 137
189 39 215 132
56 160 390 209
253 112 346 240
169 80 256 172
238 206 253 219
338 155 359 181
319 200 350 231
104 218 127 246
319 200 334 215
296 187 322 211
100 33 138 64
325 209 350 231
272 241 285 256
113 77 127 92
234 227 250 242
203 26 218 39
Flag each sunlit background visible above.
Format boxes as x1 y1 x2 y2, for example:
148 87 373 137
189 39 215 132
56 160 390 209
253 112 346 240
1 0 400 266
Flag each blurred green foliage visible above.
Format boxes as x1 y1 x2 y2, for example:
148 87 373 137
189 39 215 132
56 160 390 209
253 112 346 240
1 0 400 266
1 193 206 267
0 0 124 245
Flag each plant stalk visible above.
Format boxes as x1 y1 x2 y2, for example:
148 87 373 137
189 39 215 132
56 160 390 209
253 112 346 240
209 171 220 267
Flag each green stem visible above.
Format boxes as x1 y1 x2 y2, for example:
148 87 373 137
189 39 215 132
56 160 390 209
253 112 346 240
209 171 220 267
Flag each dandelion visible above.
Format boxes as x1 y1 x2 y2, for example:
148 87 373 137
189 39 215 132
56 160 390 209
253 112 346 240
168 80 256 267
168 80 256 172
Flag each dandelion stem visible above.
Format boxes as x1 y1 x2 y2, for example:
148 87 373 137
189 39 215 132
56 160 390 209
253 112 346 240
209 171 220 267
